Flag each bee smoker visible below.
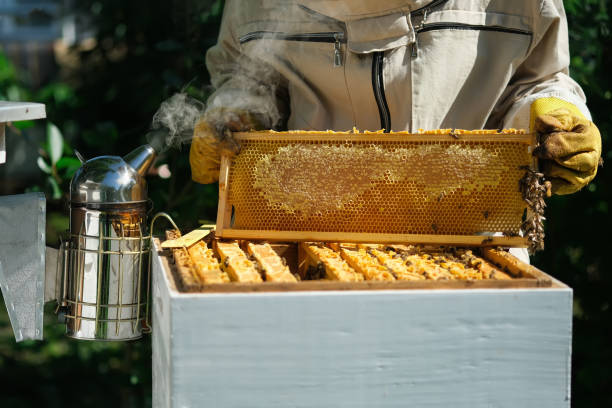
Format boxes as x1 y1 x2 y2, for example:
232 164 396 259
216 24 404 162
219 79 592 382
58 145 157 341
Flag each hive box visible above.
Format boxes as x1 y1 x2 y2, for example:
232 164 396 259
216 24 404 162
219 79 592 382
151 243 572 408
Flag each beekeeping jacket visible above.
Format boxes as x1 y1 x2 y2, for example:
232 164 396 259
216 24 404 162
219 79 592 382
205 0 591 132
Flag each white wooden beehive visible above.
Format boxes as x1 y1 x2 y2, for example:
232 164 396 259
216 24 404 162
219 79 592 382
151 241 572 408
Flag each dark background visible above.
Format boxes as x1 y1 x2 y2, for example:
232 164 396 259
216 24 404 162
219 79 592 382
0 0 610 406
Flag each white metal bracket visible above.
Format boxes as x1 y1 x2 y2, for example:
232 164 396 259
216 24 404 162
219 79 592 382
0 123 5 164
0 101 46 165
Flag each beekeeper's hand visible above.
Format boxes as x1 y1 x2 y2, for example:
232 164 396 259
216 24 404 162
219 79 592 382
532 102 602 195
190 108 263 184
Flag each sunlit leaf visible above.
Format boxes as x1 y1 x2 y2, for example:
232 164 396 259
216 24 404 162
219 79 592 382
48 177 62 200
37 157 52 174
47 123 64 165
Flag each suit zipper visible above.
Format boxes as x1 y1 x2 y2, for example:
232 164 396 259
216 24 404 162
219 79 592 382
239 31 346 67
372 52 391 132
411 23 533 57
411 0 450 17
367 0 450 131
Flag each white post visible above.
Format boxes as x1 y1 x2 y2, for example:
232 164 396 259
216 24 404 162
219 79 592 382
0 123 5 164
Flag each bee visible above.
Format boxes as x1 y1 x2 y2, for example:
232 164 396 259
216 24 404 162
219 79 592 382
315 262 326 280
385 264 399 279
483 210 489 219
481 237 494 245
223 256 231 268
449 129 459 139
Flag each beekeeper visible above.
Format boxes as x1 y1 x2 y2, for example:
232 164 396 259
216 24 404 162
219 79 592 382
190 0 601 196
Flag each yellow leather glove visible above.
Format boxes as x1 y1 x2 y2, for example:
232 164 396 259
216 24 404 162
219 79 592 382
190 108 263 184
531 98 602 195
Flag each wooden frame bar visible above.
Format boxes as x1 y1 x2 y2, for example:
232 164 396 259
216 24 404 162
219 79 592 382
215 155 232 236
233 131 534 143
219 229 528 247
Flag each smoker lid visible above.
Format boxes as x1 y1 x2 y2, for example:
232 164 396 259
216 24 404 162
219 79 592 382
70 155 148 204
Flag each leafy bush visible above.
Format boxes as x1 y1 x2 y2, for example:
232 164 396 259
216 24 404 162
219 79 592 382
1 0 611 406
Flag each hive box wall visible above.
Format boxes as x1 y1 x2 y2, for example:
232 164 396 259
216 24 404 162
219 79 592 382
151 246 572 408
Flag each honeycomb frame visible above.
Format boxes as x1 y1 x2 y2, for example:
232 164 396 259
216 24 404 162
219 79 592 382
216 130 536 247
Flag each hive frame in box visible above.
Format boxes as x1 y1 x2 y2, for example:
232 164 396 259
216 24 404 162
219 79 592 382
161 237 553 292
216 131 537 247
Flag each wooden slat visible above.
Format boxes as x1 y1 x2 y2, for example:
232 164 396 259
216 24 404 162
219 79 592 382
301 243 364 282
187 241 230 284
215 155 232 236
365 247 426 281
233 131 533 144
161 224 216 249
338 247 395 281
214 241 263 283
192 278 542 293
468 256 512 280
297 241 311 280
269 243 299 276
165 230 201 292
481 248 552 286
218 229 528 247
247 242 297 283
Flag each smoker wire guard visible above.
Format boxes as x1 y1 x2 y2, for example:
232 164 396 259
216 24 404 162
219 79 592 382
54 212 178 340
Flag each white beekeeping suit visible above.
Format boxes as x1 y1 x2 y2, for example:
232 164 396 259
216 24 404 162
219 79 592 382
203 0 590 131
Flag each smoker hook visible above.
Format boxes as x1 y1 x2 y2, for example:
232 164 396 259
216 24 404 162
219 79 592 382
75 150 86 164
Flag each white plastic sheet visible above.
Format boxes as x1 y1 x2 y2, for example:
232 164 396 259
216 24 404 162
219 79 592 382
0 192 45 341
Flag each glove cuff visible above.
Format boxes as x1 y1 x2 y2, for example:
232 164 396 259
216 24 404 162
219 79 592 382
529 97 586 132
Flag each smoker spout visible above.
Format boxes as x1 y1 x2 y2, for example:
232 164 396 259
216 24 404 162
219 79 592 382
124 144 157 176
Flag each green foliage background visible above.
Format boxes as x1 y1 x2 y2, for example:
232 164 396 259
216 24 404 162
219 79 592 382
0 0 610 406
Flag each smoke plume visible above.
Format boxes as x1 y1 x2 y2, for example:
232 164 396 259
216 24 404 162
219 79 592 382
150 92 206 150
150 2 321 152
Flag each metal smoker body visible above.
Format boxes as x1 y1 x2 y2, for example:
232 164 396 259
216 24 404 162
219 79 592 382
62 145 156 341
